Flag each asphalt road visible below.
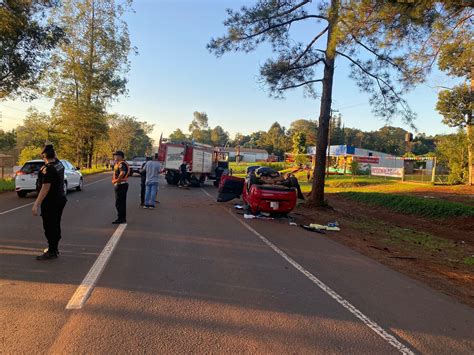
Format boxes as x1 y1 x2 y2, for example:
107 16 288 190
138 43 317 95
1 172 473 354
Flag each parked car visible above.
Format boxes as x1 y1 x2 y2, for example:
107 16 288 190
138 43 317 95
15 159 83 198
126 156 147 176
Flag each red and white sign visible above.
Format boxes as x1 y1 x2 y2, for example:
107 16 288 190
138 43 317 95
371 167 403 178
355 156 380 164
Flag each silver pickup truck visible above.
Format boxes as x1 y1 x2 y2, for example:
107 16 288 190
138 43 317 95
126 156 146 176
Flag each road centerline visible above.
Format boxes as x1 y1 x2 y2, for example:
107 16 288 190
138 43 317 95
66 223 127 310
200 188 414 355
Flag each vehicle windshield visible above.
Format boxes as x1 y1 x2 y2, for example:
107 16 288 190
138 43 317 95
132 156 146 161
20 162 44 174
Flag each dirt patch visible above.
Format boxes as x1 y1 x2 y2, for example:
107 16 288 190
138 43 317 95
292 194 474 308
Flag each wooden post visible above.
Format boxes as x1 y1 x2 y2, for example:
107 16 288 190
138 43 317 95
431 157 437 184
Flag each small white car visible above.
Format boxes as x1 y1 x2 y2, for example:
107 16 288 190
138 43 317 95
15 159 83 198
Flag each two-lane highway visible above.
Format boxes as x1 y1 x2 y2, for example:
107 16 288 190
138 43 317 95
1 173 473 353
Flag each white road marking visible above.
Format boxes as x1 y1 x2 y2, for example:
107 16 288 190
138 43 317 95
0 174 111 216
201 188 213 198
200 188 414 355
0 202 34 215
66 223 127 310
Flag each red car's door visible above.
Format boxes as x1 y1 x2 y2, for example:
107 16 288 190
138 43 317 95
217 175 245 202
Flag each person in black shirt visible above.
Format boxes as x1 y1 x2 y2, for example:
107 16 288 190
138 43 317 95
112 151 130 224
32 144 67 260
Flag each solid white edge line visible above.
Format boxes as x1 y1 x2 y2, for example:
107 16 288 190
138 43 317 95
0 174 110 216
200 188 414 355
66 223 127 310
0 202 34 215
201 188 213 198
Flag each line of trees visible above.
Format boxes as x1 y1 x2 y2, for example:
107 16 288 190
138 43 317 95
1 0 149 168
164 111 470 185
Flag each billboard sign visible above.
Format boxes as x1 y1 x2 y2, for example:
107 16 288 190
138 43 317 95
371 167 403 178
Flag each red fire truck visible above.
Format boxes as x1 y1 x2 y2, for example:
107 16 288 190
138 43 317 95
157 141 229 187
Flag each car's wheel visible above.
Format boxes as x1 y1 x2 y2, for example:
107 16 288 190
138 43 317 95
17 191 27 198
165 171 179 185
63 181 68 195
76 178 83 191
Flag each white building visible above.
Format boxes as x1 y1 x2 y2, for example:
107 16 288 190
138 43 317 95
222 147 269 163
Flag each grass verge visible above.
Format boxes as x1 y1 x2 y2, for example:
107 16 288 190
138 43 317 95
80 166 109 176
340 191 474 218
351 218 471 265
0 178 15 192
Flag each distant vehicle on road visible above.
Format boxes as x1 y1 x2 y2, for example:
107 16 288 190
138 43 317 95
15 159 83 198
126 156 147 176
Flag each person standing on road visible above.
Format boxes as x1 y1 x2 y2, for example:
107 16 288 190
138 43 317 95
139 156 152 207
179 161 188 187
143 153 161 209
32 144 67 260
112 151 129 224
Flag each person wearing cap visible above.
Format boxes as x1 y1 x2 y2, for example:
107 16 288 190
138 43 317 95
32 144 67 260
112 150 130 224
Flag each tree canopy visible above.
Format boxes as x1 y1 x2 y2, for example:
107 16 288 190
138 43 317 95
0 0 64 99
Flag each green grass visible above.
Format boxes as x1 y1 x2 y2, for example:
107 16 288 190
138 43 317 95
463 256 474 266
340 192 474 218
352 219 454 253
229 162 291 173
80 166 109 176
0 178 15 192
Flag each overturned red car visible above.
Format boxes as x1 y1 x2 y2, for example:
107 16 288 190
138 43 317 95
217 167 298 215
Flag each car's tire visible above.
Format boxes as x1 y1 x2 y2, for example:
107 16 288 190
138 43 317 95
189 175 201 187
17 191 27 198
63 181 68 195
165 171 179 185
76 178 83 191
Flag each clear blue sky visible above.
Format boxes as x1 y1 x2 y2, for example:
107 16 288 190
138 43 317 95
0 0 458 142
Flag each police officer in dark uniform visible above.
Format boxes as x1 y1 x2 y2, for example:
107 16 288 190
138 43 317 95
112 151 129 224
32 144 67 260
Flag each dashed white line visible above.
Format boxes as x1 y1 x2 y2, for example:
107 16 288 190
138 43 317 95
200 188 414 355
66 223 127 310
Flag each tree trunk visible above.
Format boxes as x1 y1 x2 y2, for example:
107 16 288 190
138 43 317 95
309 0 339 206
467 118 473 185
469 64 474 185
88 137 94 168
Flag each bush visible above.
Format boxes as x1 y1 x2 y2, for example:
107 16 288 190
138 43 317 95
18 146 42 165
0 178 15 192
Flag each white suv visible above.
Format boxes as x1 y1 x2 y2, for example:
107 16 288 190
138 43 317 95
15 159 83 198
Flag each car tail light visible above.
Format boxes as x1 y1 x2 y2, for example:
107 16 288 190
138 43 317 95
16 171 26 176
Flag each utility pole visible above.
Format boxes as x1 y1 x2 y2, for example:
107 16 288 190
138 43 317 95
327 108 338 177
